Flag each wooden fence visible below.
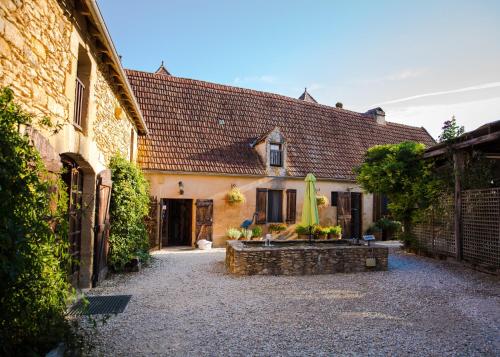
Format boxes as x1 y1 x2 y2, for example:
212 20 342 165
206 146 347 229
413 188 500 273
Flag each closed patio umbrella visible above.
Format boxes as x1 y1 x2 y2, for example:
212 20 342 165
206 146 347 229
301 173 320 242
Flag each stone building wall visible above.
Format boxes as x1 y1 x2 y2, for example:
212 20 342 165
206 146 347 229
0 0 141 289
93 62 135 163
0 0 137 170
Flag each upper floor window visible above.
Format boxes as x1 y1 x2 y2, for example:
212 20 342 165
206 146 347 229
270 143 283 167
74 46 91 131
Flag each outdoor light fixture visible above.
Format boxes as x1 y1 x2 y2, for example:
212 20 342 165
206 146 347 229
178 181 184 195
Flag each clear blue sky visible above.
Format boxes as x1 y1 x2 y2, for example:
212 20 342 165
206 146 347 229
98 0 500 138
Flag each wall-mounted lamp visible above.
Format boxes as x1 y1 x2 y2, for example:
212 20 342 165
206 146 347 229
178 181 184 195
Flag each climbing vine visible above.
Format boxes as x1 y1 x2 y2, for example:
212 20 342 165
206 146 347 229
0 88 73 355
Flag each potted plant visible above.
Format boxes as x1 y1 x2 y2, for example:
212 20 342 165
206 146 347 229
314 226 329 239
268 223 286 236
365 224 382 241
226 227 242 240
316 195 329 208
240 228 253 240
251 226 263 240
227 186 245 205
295 224 312 240
327 225 342 239
375 218 402 240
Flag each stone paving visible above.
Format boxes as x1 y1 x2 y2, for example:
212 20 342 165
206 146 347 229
86 248 500 356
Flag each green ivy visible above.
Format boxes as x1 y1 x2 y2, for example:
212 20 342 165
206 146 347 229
0 88 72 355
108 155 151 271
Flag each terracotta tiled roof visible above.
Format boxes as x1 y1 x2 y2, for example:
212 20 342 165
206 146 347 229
126 69 435 180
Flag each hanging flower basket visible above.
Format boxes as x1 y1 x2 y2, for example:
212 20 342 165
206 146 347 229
227 186 246 204
316 194 329 208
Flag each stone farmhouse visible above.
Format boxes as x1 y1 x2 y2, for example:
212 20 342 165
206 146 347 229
126 67 435 248
1 0 435 288
0 0 147 289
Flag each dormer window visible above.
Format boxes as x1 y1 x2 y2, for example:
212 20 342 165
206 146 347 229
270 143 283 167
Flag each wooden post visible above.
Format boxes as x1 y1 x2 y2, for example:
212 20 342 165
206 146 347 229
453 151 463 260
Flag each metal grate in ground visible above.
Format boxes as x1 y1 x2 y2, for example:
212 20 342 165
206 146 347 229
68 295 132 316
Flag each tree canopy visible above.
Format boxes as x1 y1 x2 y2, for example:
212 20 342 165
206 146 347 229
438 115 464 143
355 141 440 239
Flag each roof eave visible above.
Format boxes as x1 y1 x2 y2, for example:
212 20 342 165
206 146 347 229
84 0 148 135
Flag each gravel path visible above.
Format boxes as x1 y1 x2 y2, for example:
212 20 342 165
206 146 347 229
86 248 500 356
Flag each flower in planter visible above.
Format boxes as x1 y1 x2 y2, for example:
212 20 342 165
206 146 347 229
226 227 242 240
316 194 329 208
227 186 245 204
240 228 253 240
268 223 287 233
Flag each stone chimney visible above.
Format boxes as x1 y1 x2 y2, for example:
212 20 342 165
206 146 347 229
364 107 386 125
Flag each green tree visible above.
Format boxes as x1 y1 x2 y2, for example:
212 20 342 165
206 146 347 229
0 88 72 354
438 115 464 142
108 155 150 271
355 141 440 243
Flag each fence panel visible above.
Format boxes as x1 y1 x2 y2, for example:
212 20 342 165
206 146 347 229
462 188 500 269
413 195 455 256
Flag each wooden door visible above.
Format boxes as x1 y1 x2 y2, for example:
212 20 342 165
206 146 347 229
196 199 213 241
337 192 352 238
92 169 112 287
61 158 83 287
350 192 362 239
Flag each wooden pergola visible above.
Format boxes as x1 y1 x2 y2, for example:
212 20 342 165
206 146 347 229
423 120 500 261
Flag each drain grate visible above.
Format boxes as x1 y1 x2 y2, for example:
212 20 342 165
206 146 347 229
68 295 132 316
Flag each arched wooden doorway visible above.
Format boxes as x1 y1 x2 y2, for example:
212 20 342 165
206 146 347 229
61 156 84 287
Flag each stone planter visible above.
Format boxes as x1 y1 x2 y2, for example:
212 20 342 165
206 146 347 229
327 233 341 240
317 234 327 240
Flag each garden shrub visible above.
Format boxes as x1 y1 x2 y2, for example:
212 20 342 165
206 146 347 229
0 88 73 355
108 155 151 271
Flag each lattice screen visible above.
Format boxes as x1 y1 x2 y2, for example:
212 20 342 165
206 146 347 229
462 188 500 268
413 195 455 256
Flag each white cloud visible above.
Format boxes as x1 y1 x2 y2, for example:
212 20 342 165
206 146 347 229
385 96 500 139
384 68 428 81
376 82 500 106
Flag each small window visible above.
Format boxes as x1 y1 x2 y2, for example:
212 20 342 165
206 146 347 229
331 192 338 207
270 143 283 167
267 190 283 222
73 46 91 131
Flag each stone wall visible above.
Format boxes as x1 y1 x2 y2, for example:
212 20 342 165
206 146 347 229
0 0 140 289
0 0 137 169
226 240 388 275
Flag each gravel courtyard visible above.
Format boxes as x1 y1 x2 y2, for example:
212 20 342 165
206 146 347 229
87 248 500 356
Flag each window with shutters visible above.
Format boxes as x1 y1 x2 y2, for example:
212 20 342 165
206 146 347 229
286 189 297 224
267 190 283 222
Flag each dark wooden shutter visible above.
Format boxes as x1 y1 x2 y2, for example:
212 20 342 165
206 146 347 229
337 192 352 238
92 169 112 287
256 188 268 224
196 199 213 241
286 189 297 224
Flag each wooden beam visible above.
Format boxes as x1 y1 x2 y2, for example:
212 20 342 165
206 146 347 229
425 131 500 159
453 151 463 261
